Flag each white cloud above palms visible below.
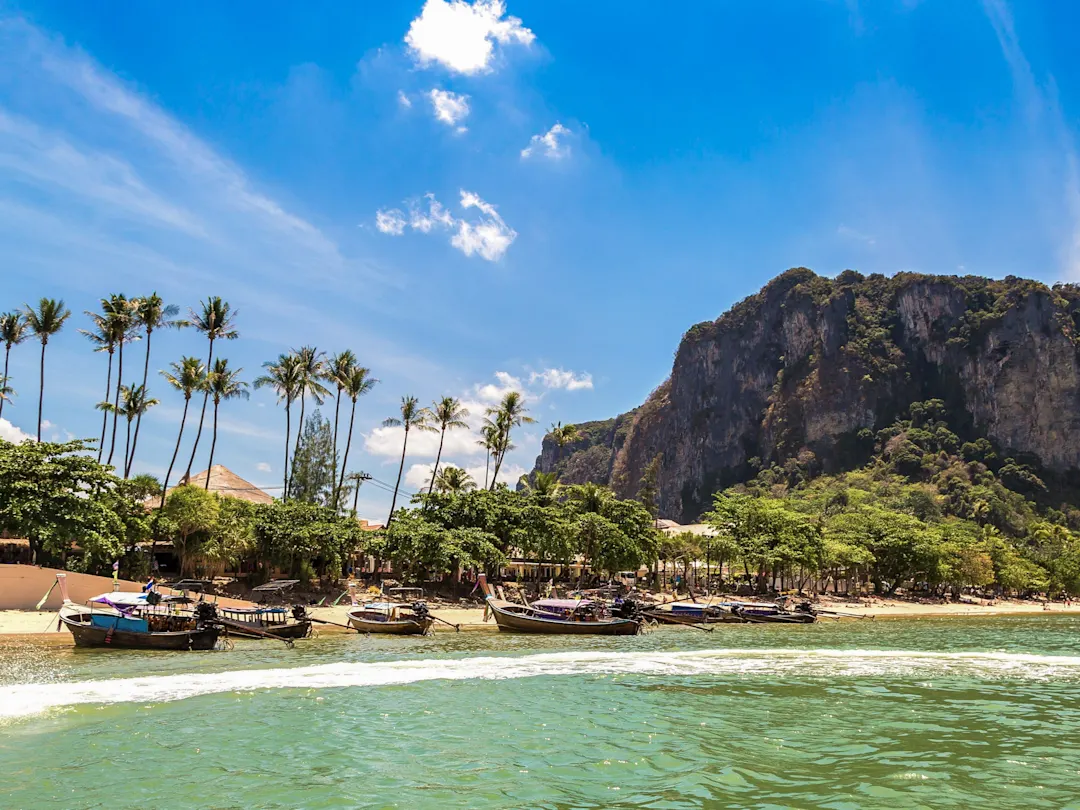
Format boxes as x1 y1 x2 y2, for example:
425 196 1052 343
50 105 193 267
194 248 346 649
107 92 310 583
375 190 516 261
405 0 535 75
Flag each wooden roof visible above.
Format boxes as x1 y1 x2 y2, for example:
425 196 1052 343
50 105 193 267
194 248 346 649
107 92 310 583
160 465 274 506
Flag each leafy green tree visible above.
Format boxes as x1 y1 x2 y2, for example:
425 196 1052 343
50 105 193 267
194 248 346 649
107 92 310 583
637 454 662 517
325 350 356 503
519 470 562 506
376 510 504 583
289 345 330 492
288 410 336 506
23 297 71 441
0 311 28 421
162 484 220 575
184 296 239 480
251 500 366 581
0 438 130 569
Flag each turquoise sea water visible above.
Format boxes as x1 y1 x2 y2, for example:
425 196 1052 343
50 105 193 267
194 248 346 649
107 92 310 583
3 617 1080 809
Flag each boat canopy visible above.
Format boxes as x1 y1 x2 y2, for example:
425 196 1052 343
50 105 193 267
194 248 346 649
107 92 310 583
533 599 591 610
88 592 148 606
363 602 408 611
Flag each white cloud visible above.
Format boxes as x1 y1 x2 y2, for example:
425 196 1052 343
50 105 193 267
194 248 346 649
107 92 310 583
256 462 272 472
397 90 413 108
405 0 535 75
428 89 470 130
39 419 54 430
378 190 517 261
529 368 593 391
472 370 524 404
364 423 483 460
0 417 32 443
375 208 407 235
521 123 571 159
404 460 522 490
405 461 437 490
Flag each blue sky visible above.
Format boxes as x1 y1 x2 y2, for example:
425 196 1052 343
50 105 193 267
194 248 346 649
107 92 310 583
1 0 1078 520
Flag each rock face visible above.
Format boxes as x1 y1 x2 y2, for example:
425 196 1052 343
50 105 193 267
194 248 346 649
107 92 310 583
527 412 637 487
531 269 1080 521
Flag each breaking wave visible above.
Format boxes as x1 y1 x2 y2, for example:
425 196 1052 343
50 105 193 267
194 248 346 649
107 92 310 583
4 647 1079 720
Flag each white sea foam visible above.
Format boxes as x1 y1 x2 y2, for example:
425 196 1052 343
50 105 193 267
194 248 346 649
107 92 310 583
2 648 1078 721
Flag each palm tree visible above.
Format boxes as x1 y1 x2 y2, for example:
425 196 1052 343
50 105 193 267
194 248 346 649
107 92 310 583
130 294 183 467
326 350 357 503
159 357 206 509
519 470 562 506
118 383 160 478
204 358 249 487
0 376 12 407
383 395 433 524
477 421 499 488
101 295 137 466
0 311 28 422
79 307 120 460
289 346 330 491
254 353 303 500
486 391 534 489
435 465 476 494
336 365 377 510
549 421 580 468
184 297 239 481
427 396 470 494
23 298 71 440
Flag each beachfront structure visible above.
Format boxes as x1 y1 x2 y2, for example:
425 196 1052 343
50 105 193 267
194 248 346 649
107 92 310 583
155 464 274 506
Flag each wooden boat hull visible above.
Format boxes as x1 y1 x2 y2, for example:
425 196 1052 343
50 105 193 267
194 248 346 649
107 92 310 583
221 620 312 640
347 612 434 635
60 613 220 650
488 600 640 635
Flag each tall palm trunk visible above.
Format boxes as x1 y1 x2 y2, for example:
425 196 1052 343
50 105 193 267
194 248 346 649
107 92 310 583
126 412 146 478
35 341 46 441
123 418 133 479
282 397 292 501
387 425 409 525
489 429 508 490
337 398 357 510
96 348 114 461
428 428 447 495
331 388 342 508
484 451 490 489
184 337 215 481
0 345 11 421
107 340 124 465
205 400 220 489
131 329 152 470
160 397 189 510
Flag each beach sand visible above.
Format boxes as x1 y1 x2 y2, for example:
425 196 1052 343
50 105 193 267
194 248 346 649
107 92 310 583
3 595 1078 638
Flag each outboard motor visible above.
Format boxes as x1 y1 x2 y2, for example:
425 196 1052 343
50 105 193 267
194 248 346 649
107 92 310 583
795 601 815 615
145 590 162 606
411 601 430 619
614 598 644 621
291 604 309 621
193 602 218 624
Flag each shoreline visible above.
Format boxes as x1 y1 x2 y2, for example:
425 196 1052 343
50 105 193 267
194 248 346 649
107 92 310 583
3 597 1077 641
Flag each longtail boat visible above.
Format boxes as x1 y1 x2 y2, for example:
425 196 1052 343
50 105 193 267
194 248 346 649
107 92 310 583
485 597 642 635
346 602 435 635
56 580 222 650
216 605 313 639
645 600 818 625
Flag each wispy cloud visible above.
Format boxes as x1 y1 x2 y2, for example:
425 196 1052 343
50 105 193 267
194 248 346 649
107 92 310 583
375 190 516 261
521 123 571 159
529 368 593 391
836 224 876 247
982 0 1080 277
405 0 535 75
428 89 470 131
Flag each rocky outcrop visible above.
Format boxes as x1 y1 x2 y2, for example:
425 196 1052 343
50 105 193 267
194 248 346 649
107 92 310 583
532 269 1080 521
528 412 636 486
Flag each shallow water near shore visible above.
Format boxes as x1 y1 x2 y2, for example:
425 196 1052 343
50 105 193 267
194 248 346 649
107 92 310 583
3 616 1080 809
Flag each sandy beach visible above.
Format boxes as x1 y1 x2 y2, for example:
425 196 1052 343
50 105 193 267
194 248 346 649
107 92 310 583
3 595 1077 640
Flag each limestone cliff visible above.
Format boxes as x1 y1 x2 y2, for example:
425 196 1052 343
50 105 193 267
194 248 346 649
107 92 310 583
532 269 1080 521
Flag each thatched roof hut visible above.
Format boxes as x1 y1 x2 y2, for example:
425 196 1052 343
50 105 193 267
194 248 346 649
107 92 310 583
158 465 274 506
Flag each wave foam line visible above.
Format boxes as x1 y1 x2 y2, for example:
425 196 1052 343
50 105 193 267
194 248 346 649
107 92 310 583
3 648 1079 720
